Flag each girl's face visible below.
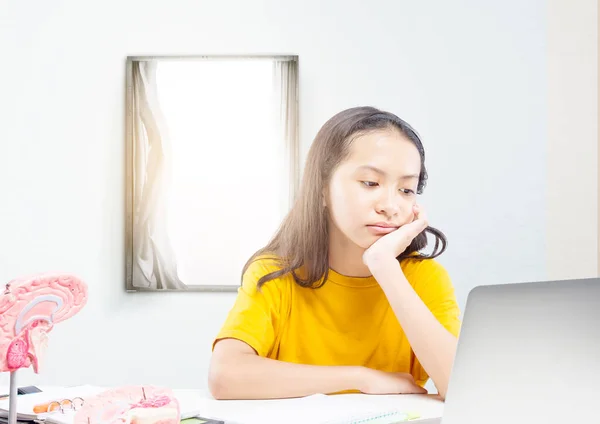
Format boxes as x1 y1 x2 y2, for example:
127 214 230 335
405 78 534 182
325 129 422 250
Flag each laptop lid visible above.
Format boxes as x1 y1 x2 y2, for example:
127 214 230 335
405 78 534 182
441 277 600 424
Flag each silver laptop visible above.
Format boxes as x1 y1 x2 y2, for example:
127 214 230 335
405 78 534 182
432 277 600 424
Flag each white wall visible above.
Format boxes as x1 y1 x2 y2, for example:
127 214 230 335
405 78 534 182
547 0 598 279
0 0 595 392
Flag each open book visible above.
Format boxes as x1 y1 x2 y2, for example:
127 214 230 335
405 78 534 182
196 393 445 424
0 386 203 424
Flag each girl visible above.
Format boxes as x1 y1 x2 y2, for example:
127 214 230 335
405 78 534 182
209 106 461 401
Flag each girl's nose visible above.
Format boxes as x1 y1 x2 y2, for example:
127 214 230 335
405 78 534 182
375 190 400 218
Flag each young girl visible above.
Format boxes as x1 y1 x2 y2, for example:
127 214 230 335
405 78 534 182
209 106 461 401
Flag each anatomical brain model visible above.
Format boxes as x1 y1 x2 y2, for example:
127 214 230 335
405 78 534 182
73 386 181 424
0 274 181 424
0 273 88 373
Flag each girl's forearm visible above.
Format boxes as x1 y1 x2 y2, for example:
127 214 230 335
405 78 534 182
366 256 458 399
209 350 364 399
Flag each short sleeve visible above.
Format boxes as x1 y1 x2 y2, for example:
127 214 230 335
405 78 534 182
212 258 285 357
406 260 462 386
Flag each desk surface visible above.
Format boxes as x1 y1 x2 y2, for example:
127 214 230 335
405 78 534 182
1 386 445 424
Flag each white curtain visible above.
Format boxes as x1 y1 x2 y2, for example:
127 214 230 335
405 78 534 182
131 60 187 290
273 59 299 207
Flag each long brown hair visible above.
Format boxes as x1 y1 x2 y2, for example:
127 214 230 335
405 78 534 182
242 106 447 289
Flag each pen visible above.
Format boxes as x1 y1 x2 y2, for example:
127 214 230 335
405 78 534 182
390 411 421 422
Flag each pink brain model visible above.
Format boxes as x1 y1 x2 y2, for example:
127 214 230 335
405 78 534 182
73 386 180 424
0 273 88 373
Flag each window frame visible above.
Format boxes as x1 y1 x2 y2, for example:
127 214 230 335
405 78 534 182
124 55 300 292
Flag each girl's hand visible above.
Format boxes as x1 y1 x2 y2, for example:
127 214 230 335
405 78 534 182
358 367 428 395
362 204 428 268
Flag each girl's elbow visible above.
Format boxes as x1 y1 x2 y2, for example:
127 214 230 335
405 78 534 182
208 358 234 400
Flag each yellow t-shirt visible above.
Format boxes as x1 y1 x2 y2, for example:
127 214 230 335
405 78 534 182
213 256 461 387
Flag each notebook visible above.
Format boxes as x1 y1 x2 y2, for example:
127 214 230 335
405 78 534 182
0 386 203 424
195 393 444 424
0 385 105 422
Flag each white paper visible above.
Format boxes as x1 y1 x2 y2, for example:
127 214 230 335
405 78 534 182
195 393 445 424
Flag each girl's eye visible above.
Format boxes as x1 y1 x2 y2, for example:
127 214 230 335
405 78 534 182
361 181 378 187
400 189 415 195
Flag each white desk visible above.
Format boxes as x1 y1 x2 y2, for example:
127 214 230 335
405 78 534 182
1 386 445 424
